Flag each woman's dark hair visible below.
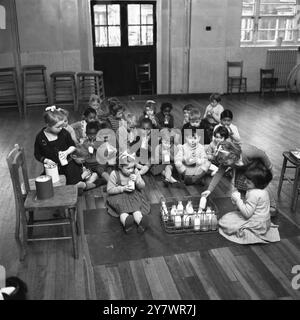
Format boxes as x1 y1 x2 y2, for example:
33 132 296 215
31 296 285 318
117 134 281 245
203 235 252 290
214 125 229 140
3 277 28 300
216 140 242 165
160 102 173 112
209 93 222 103
83 107 97 118
244 162 273 189
221 109 233 120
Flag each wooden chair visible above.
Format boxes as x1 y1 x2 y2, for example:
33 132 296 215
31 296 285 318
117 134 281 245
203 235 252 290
135 63 154 95
260 68 278 96
6 144 79 260
277 151 300 212
227 61 247 95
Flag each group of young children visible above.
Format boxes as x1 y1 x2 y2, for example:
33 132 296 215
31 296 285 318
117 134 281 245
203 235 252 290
33 92 280 244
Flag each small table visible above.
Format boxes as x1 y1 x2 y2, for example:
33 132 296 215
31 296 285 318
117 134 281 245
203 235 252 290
277 151 300 212
24 185 79 258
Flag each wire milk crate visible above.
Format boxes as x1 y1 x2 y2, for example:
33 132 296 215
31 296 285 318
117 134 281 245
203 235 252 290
160 196 219 235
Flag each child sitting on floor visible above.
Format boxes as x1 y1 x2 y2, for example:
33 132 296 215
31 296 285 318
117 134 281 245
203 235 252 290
156 102 174 129
175 127 211 185
117 112 139 155
218 163 280 244
202 93 224 144
181 107 205 144
206 125 229 162
106 152 151 233
182 104 193 125
213 109 241 145
71 107 97 144
89 94 108 124
133 118 152 175
138 100 160 129
150 128 179 184
106 97 126 132
72 121 109 187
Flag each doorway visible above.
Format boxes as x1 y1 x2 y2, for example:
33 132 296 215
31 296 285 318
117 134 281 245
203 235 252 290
91 1 157 97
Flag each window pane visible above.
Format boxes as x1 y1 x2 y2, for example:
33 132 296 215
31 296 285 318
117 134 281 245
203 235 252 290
107 5 120 25
241 18 254 29
242 1 255 16
95 27 108 47
128 26 140 46
141 26 153 45
108 26 121 46
241 30 253 41
260 4 295 16
94 5 107 25
141 5 153 24
128 4 140 25
258 30 276 40
258 17 276 29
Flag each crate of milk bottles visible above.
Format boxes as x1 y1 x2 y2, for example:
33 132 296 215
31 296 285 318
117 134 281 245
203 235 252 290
160 196 219 234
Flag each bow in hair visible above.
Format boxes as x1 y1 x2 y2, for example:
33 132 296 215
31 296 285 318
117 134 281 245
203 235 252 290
45 105 62 112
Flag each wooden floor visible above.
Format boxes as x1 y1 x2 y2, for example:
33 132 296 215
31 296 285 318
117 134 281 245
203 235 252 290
0 93 300 300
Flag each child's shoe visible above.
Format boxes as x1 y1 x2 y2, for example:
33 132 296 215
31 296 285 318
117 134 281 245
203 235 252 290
137 215 149 234
124 215 134 233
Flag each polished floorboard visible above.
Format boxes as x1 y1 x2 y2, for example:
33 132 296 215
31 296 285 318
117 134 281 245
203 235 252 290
0 93 300 300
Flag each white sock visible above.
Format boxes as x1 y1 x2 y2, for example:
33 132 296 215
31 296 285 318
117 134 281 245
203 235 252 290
120 213 129 226
133 211 143 224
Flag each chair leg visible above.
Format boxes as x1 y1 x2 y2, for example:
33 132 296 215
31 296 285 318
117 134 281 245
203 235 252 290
19 210 28 261
69 207 79 259
27 210 34 239
277 157 287 197
291 167 300 212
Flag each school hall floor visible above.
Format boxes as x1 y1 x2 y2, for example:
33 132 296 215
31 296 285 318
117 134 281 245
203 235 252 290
0 93 300 300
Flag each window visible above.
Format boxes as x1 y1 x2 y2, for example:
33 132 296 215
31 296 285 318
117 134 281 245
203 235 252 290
93 4 121 47
128 4 154 46
241 0 299 46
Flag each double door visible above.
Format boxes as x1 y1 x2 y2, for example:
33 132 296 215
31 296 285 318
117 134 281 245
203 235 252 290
91 1 157 96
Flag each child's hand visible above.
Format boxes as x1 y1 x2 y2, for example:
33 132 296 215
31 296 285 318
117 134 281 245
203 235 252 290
59 150 68 160
123 185 134 192
231 190 241 203
44 158 56 166
129 174 137 182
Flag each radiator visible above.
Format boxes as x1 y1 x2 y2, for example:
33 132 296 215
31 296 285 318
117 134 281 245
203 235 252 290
266 49 298 87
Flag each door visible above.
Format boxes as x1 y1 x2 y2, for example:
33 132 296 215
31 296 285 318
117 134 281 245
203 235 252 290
91 1 157 96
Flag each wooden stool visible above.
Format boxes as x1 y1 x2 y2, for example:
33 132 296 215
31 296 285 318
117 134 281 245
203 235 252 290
277 151 300 212
22 65 49 116
0 67 22 117
76 71 105 110
50 71 77 111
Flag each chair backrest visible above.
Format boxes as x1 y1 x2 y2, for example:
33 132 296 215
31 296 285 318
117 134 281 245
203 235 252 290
227 61 243 78
6 144 30 212
260 68 274 79
135 63 151 82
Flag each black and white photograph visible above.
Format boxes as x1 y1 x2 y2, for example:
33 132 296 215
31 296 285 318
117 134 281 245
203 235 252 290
0 0 300 305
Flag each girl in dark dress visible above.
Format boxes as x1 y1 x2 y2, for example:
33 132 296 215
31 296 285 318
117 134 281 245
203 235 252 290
106 152 150 233
34 106 89 189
